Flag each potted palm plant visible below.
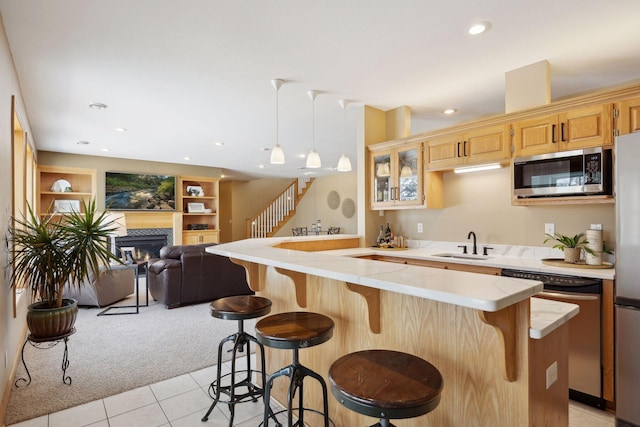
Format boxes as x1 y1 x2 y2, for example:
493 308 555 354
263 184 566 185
8 199 122 338
544 232 595 264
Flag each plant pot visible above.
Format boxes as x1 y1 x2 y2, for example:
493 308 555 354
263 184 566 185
563 248 581 264
26 298 78 339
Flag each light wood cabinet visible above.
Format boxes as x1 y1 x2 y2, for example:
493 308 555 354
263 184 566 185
182 230 219 245
615 96 640 135
178 176 219 244
370 142 426 209
426 124 511 170
36 165 96 215
513 104 613 157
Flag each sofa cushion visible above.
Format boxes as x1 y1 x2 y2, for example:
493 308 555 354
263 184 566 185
160 243 216 260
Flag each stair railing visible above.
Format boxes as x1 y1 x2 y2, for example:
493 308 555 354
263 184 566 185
247 177 312 238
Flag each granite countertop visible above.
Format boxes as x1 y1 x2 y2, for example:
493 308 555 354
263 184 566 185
323 240 615 280
529 297 580 339
207 235 598 339
206 235 543 313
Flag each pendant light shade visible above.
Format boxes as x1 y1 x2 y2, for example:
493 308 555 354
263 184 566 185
269 79 285 164
306 150 322 168
306 90 321 168
336 99 352 172
270 144 285 164
337 154 352 172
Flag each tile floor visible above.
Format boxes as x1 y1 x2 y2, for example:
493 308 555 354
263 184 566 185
8 354 616 427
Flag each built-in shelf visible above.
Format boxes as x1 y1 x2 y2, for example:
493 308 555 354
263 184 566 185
178 176 220 244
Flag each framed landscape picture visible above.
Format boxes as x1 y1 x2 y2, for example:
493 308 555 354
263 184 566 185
105 172 176 210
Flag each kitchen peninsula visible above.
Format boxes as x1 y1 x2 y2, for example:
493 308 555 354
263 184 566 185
207 235 581 426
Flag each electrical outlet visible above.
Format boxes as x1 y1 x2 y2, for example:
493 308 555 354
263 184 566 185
546 361 558 389
591 223 602 230
417 223 423 233
544 223 555 235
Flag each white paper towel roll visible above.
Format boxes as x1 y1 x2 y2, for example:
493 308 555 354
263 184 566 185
585 229 603 265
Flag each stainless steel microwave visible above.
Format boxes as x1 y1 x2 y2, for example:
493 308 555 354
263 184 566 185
513 147 612 198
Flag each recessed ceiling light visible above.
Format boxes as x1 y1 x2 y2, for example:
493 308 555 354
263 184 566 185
184 156 191 161
468 22 490 35
88 102 107 110
259 164 265 168
443 109 458 115
214 142 224 146
260 147 270 151
77 140 90 145
101 148 110 152
115 127 127 132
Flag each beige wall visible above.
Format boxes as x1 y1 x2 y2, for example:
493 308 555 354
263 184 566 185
1 15 32 422
384 167 615 247
274 172 358 236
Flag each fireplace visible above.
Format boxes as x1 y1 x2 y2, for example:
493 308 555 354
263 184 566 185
115 234 168 263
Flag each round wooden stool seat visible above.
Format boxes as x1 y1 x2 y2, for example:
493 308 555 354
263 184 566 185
329 350 443 422
210 295 272 321
255 311 334 350
257 311 335 426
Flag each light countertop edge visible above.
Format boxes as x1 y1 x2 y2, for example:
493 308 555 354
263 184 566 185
206 236 543 313
323 247 615 280
530 297 580 339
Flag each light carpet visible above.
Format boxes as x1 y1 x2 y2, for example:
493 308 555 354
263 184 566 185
4 286 253 425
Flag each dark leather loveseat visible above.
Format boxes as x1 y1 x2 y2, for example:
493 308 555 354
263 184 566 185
147 243 253 309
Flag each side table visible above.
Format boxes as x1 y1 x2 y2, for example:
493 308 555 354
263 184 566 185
98 261 148 315
15 328 76 387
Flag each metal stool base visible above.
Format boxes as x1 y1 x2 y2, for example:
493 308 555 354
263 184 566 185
262 348 331 427
201 322 277 426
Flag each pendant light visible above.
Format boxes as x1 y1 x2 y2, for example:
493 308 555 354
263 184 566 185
336 99 352 172
305 90 321 168
269 79 285 164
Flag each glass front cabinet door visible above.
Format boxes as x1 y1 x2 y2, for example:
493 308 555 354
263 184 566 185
370 142 424 209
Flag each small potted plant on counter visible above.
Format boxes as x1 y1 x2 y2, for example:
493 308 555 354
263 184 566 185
544 232 595 264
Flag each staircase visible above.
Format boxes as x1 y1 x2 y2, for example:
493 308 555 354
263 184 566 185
246 177 315 238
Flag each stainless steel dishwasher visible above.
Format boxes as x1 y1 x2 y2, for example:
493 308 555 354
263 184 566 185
501 269 604 409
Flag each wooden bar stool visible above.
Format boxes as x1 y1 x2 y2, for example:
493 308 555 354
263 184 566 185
328 350 443 427
256 311 334 427
202 295 274 426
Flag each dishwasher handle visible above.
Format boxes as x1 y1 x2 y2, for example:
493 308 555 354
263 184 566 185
540 290 600 301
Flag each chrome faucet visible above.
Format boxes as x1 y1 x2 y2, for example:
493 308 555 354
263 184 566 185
467 231 477 255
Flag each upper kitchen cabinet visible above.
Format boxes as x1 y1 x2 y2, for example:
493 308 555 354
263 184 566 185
370 141 443 210
615 97 640 135
426 124 511 171
513 104 613 157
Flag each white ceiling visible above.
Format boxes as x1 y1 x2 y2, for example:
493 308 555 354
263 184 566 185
1 0 640 180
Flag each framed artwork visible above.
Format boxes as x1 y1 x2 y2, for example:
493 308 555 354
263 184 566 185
105 172 176 211
187 202 206 213
186 185 204 197
120 246 136 264
54 199 80 213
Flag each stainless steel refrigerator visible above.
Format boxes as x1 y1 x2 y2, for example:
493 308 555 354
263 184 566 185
615 132 640 427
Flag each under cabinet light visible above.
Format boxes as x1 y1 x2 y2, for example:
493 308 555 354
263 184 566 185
453 163 501 174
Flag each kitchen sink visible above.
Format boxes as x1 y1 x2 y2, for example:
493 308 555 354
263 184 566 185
432 253 493 261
